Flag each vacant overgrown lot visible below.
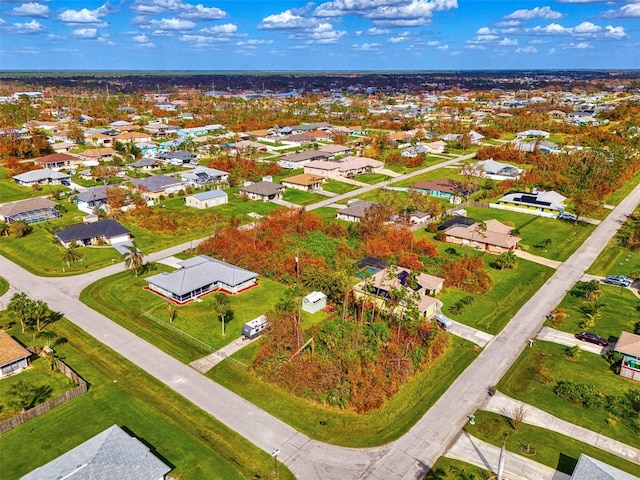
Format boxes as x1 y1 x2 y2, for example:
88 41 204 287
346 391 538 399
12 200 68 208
0 317 294 480
208 335 478 447
499 340 640 449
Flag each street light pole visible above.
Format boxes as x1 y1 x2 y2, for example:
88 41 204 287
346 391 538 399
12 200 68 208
272 448 280 478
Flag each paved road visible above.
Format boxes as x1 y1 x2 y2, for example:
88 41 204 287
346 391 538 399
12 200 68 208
1 168 638 479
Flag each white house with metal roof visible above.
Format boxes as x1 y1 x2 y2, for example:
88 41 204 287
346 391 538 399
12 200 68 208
13 168 71 186
185 189 228 209
145 255 258 303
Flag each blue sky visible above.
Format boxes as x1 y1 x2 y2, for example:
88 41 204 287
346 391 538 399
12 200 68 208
1 0 639 70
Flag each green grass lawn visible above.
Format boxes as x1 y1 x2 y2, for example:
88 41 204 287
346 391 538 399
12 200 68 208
283 189 327 206
353 173 389 184
0 355 77 422
208 335 479 447
212 191 279 218
466 411 640 477
393 168 465 188
424 458 490 480
0 168 68 203
0 276 9 296
605 167 640 206
588 240 640 278
321 179 359 195
0 204 123 277
80 269 324 363
437 256 553 334
464 206 596 262
499 340 640 449
544 284 639 340
0 317 294 480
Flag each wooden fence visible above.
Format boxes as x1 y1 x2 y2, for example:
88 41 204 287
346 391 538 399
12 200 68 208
0 358 87 434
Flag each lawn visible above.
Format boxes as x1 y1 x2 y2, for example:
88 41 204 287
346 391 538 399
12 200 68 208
353 173 389 184
588 210 640 278
0 276 9 296
282 189 327 206
0 317 294 480
466 411 640 477
0 355 77 422
424 458 490 480
80 268 325 363
0 203 123 277
393 167 465 188
0 168 68 203
544 283 639 340
208 335 479 447
321 179 359 195
437 254 553 334
464 206 596 261
498 340 640 449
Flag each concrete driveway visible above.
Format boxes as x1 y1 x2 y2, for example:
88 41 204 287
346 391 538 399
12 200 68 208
536 326 610 355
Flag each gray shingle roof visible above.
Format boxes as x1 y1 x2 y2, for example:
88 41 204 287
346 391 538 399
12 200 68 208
20 425 171 480
146 255 257 295
131 175 183 192
571 454 639 480
76 186 110 203
13 168 70 183
0 197 57 217
338 200 378 219
280 150 329 163
56 219 130 243
240 181 284 197
130 157 158 168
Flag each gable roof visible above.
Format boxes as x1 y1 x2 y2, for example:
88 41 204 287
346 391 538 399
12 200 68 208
76 186 110 203
570 454 638 480
444 220 521 249
0 197 57 218
146 255 257 295
0 331 31 367
498 190 566 211
130 157 158 168
615 331 640 357
280 150 329 163
34 153 77 164
56 219 130 243
282 173 323 186
13 168 70 183
21 425 171 480
240 181 284 196
338 200 378 219
131 175 183 192
412 178 460 194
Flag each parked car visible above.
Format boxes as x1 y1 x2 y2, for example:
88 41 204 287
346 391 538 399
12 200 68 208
558 212 577 221
61 179 71 186
602 275 633 287
575 331 609 346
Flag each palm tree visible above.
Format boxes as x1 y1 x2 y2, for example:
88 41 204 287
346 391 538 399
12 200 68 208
495 250 518 270
60 247 83 268
30 299 49 332
124 241 145 276
8 292 32 333
212 292 231 336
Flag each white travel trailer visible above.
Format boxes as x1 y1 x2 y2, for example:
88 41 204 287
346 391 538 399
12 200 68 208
242 315 269 339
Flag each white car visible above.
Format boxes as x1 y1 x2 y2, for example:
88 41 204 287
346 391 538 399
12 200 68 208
558 212 577 221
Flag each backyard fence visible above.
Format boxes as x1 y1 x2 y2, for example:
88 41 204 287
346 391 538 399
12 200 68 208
141 309 214 352
0 357 87 434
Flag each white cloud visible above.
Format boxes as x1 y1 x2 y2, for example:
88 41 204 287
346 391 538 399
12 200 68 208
12 3 50 18
236 39 272 46
604 2 640 18
498 37 518 46
180 4 226 20
0 19 44 34
604 25 626 38
436 44 449 50
528 21 626 38
303 23 346 44
144 17 196 30
73 28 98 39
132 32 155 47
495 20 520 27
515 46 537 53
367 27 389 35
504 6 563 20
59 5 107 24
566 41 593 48
259 10 315 29
352 42 382 51
131 0 187 14
200 23 237 34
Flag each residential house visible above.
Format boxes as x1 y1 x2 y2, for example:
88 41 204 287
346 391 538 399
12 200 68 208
21 425 172 480
570 454 638 480
287 130 332 143
185 190 228 209
318 144 351 158
33 153 79 170
337 156 384 177
304 160 342 179
516 129 550 139
336 200 379 222
144 122 178 137
468 130 485 144
13 168 71 187
114 131 152 144
239 181 285 202
86 133 114 146
130 157 159 171
438 215 477 231
177 125 224 137
0 198 60 224
496 190 566 215
353 267 445 319
51 141 76 153
412 179 462 199
473 159 521 180
158 150 197 165
79 148 116 162
512 140 559 154
277 150 330 169
180 166 228 186
75 185 111 213
130 175 186 201
281 173 323 191
443 219 521 253
0 330 31 377
55 219 131 248
424 140 447 153
135 142 158 157
408 211 431 225
146 255 258 304
402 145 429 158
614 331 640 383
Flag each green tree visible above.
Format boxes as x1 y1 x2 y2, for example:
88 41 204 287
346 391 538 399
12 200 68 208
30 299 50 332
8 292 32 333
9 221 31 238
60 247 83 268
123 241 145 276
494 250 518 270
212 292 231 336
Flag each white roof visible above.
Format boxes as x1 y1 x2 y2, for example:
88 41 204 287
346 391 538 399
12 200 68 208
304 291 327 303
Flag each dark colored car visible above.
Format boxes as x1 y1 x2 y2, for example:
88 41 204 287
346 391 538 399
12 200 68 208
575 331 608 346
61 179 71 186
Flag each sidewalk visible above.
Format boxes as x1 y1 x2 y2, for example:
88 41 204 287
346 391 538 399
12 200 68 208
447 318 494 347
484 391 640 464
189 335 260 373
445 431 570 480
